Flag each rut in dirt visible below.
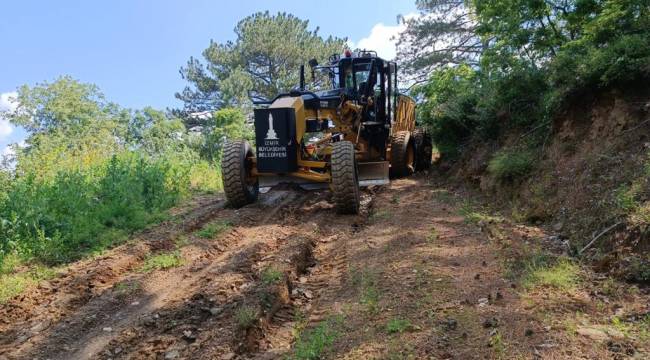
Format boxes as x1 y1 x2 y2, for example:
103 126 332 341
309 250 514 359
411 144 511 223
2 177 649 360
0 185 371 360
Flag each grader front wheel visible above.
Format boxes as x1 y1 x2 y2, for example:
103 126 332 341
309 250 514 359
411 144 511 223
331 141 360 214
222 140 259 208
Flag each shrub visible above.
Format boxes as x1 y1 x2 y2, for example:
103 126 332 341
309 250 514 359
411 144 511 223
0 151 199 267
487 150 535 181
386 318 411 334
235 305 258 330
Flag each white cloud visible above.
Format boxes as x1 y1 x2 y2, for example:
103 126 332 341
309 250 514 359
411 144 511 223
0 91 18 140
349 13 418 60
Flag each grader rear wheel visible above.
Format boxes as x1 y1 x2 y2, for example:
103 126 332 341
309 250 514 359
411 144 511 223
222 140 259 208
331 141 360 214
390 131 415 178
413 127 433 171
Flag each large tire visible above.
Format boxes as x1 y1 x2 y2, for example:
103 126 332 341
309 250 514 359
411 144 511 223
390 131 415 178
331 141 360 214
413 127 433 171
222 140 259 208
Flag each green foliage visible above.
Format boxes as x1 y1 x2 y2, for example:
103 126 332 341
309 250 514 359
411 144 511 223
0 152 193 265
196 220 231 239
410 0 650 160
521 258 580 290
261 266 283 285
177 11 346 113
355 269 380 314
235 305 258 330
487 150 535 181
140 251 183 273
0 77 222 271
386 318 412 334
291 317 342 360
0 265 56 303
201 108 254 161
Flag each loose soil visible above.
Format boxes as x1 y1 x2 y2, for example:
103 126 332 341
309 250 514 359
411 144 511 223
1 176 648 359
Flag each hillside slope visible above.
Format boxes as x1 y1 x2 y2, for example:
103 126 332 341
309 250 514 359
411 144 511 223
444 86 650 283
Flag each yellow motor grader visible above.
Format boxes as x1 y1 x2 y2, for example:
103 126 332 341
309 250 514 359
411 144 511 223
221 50 432 214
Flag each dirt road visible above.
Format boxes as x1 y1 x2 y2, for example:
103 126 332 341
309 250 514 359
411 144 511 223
1 177 648 359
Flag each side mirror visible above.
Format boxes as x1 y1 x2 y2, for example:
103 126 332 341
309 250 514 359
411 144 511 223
308 58 318 80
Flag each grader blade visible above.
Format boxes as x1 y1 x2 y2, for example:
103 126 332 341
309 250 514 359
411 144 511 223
358 161 389 186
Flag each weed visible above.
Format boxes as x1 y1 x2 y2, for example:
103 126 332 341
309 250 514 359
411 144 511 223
487 150 534 181
458 201 503 224
522 258 580 291
235 305 258 330
627 256 650 282
350 266 381 313
503 248 552 281
386 318 411 334
140 251 183 272
488 330 506 357
114 281 141 296
261 266 283 285
369 210 390 222
291 316 342 360
600 277 620 298
611 316 631 337
639 314 650 341
431 189 453 204
426 228 438 244
196 220 232 239
614 184 638 212
391 194 400 204
0 265 56 304
174 235 190 248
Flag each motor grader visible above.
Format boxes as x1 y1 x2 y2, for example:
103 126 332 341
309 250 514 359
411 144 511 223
221 50 432 214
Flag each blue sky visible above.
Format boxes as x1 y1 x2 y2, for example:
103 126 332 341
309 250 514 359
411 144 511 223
0 0 417 153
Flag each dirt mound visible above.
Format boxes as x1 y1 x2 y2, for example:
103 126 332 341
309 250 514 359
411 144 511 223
444 85 650 283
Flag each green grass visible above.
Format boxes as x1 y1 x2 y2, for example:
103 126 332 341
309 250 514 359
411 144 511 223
0 265 57 304
488 330 506 357
235 305 258 330
521 258 580 291
140 251 183 272
487 150 534 181
639 314 650 341
291 317 342 360
369 210 390 222
196 220 232 239
458 201 503 224
426 228 438 244
349 266 381 313
261 266 283 285
113 280 141 297
386 318 411 334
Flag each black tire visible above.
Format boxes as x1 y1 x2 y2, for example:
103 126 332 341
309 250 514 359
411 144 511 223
413 127 433 171
390 131 415 178
331 141 360 214
222 140 259 208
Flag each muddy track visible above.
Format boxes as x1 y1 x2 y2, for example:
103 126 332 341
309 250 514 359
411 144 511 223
1 178 649 360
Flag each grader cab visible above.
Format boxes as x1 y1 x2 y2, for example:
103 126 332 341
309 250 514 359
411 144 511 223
221 50 432 214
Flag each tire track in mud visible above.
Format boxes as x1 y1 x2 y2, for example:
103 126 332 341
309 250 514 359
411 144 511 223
86 188 355 360
0 191 305 360
0 196 227 353
247 193 376 359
